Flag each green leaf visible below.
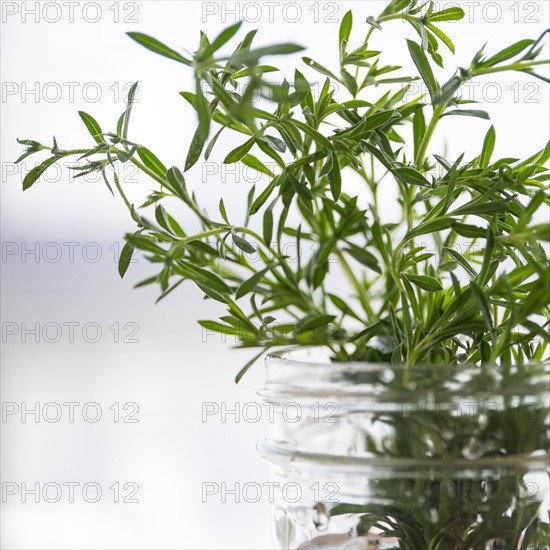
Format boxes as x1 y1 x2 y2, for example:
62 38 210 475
185 126 208 171
250 177 279 215
480 125 496 168
366 16 382 31
126 234 166 255
405 217 455 240
202 21 242 57
328 152 342 200
393 165 431 187
480 39 534 68
22 156 60 190
451 200 508 217
232 233 256 254
166 166 189 201
199 320 240 335
235 349 267 384
224 137 255 164
185 79 210 171
426 23 455 53
218 198 229 224
292 119 332 149
78 112 105 144
236 267 269 299
241 154 274 176
137 147 166 178
453 222 487 239
263 135 287 153
428 7 465 22
345 244 381 274
413 109 425 161
127 32 192 65
470 281 495 340
302 57 340 81
403 273 443 292
118 241 134 278
406 40 438 103
476 225 496 286
442 109 490 120
263 199 276 244
229 44 304 65
122 82 139 140
339 10 353 44
445 248 477 278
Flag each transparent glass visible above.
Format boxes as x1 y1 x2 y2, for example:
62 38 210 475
258 348 550 549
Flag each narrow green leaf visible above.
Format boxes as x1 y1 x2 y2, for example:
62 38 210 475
199 320 240 335
228 44 304 65
235 349 267 384
126 234 166 255
118 242 134 278
121 82 139 140
127 32 192 65
185 126 208 171
328 152 342 200
451 200 508 217
78 112 105 144
302 57 340 81
426 23 455 53
219 198 229 224
137 147 166 178
413 109 426 161
166 166 189 201
404 273 443 292
453 222 487 239
232 233 256 254
470 281 495 340
236 267 269 299
185 80 210 171
203 21 242 57
346 244 381 274
224 137 255 164
393 165 431 187
480 39 534 68
406 40 438 103
263 135 287 153
339 11 353 44
263 199 276 244
445 248 477 278
250 177 279 215
480 125 496 168
428 7 465 22
241 154 274 176
405 217 455 240
23 156 60 191
442 109 490 120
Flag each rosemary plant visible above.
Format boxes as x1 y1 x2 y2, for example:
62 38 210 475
18 0 550 547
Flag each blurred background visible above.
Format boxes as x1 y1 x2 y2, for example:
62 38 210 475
2 1 549 548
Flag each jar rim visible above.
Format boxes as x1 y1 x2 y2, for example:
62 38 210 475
266 348 550 373
261 348 550 401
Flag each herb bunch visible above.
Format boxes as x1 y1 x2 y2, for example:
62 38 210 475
18 0 550 385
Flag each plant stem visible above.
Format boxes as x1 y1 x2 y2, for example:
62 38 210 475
335 248 374 320
415 103 446 167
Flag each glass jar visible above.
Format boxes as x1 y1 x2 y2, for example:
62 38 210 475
257 348 550 549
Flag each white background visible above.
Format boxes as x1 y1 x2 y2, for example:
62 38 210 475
1 1 549 548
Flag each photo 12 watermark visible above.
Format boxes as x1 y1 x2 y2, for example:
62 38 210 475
2 401 140 423
1 2 139 24
1 321 140 344
2 481 139 503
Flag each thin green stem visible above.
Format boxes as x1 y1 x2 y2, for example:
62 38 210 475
335 248 374 320
415 103 446 167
